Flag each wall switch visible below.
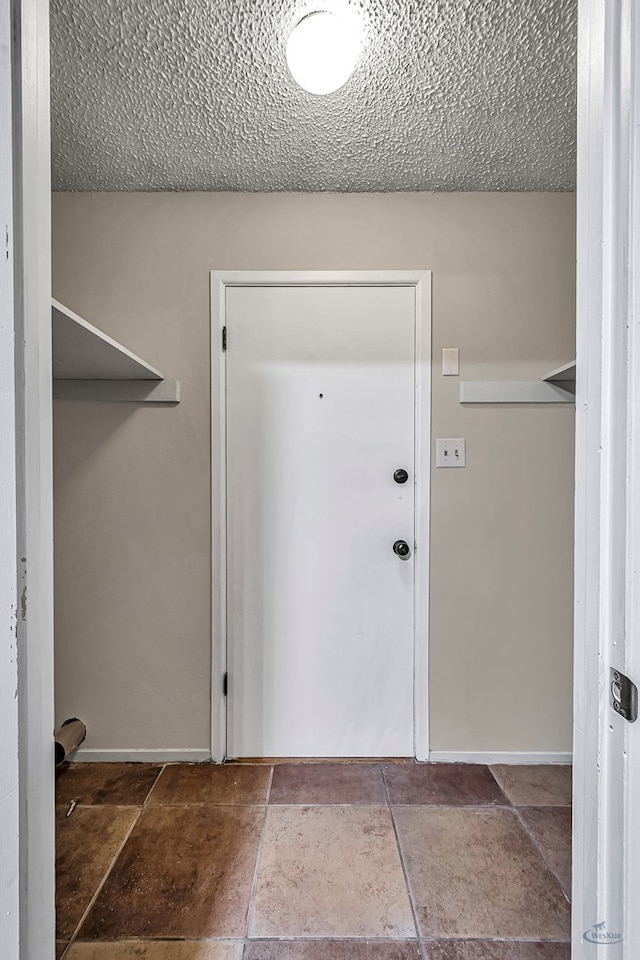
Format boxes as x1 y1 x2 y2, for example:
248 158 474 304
436 438 466 468
442 347 459 376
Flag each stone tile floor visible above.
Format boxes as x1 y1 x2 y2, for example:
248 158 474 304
55 761 572 959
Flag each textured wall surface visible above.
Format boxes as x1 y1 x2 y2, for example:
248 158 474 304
50 0 576 192
52 192 575 756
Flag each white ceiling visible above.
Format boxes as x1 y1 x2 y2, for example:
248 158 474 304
50 0 577 192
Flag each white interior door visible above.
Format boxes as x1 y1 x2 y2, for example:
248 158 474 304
225 284 417 758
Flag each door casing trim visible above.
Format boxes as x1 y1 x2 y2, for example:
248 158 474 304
210 270 432 763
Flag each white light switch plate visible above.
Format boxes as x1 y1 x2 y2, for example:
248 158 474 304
442 347 459 376
436 438 466 468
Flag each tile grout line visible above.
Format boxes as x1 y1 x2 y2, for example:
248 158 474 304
142 763 167 806
246 937 553 943
420 936 572 944
265 763 274 804
246 936 444 941
512 804 572 905
485 765 512 806
64 805 144 950
244 765 275 942
380 765 427 960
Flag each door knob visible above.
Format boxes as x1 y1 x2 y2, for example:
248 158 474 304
393 468 409 484
393 539 411 558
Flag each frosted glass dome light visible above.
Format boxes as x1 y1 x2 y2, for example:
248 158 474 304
286 10 363 95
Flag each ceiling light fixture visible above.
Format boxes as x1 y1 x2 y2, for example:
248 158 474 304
286 10 363 96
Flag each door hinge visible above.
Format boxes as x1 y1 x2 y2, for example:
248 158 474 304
223 672 228 697
222 326 227 351
610 667 638 722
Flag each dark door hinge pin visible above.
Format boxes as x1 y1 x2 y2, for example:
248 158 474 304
222 327 227 351
223 673 228 697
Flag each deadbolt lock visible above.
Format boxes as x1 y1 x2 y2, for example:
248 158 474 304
393 539 411 559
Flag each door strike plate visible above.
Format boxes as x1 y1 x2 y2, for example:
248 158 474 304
610 668 638 723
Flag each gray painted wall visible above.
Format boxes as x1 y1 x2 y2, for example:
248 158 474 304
52 191 575 756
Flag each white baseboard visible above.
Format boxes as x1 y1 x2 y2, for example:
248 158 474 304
428 751 572 765
71 748 212 763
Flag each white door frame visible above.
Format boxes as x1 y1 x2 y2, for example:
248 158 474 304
10 0 640 950
8 0 56 957
573 0 640 955
1 0 21 951
210 270 432 762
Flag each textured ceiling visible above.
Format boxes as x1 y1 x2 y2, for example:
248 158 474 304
50 0 577 192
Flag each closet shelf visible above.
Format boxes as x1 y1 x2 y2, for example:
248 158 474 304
52 299 180 403
460 359 576 405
